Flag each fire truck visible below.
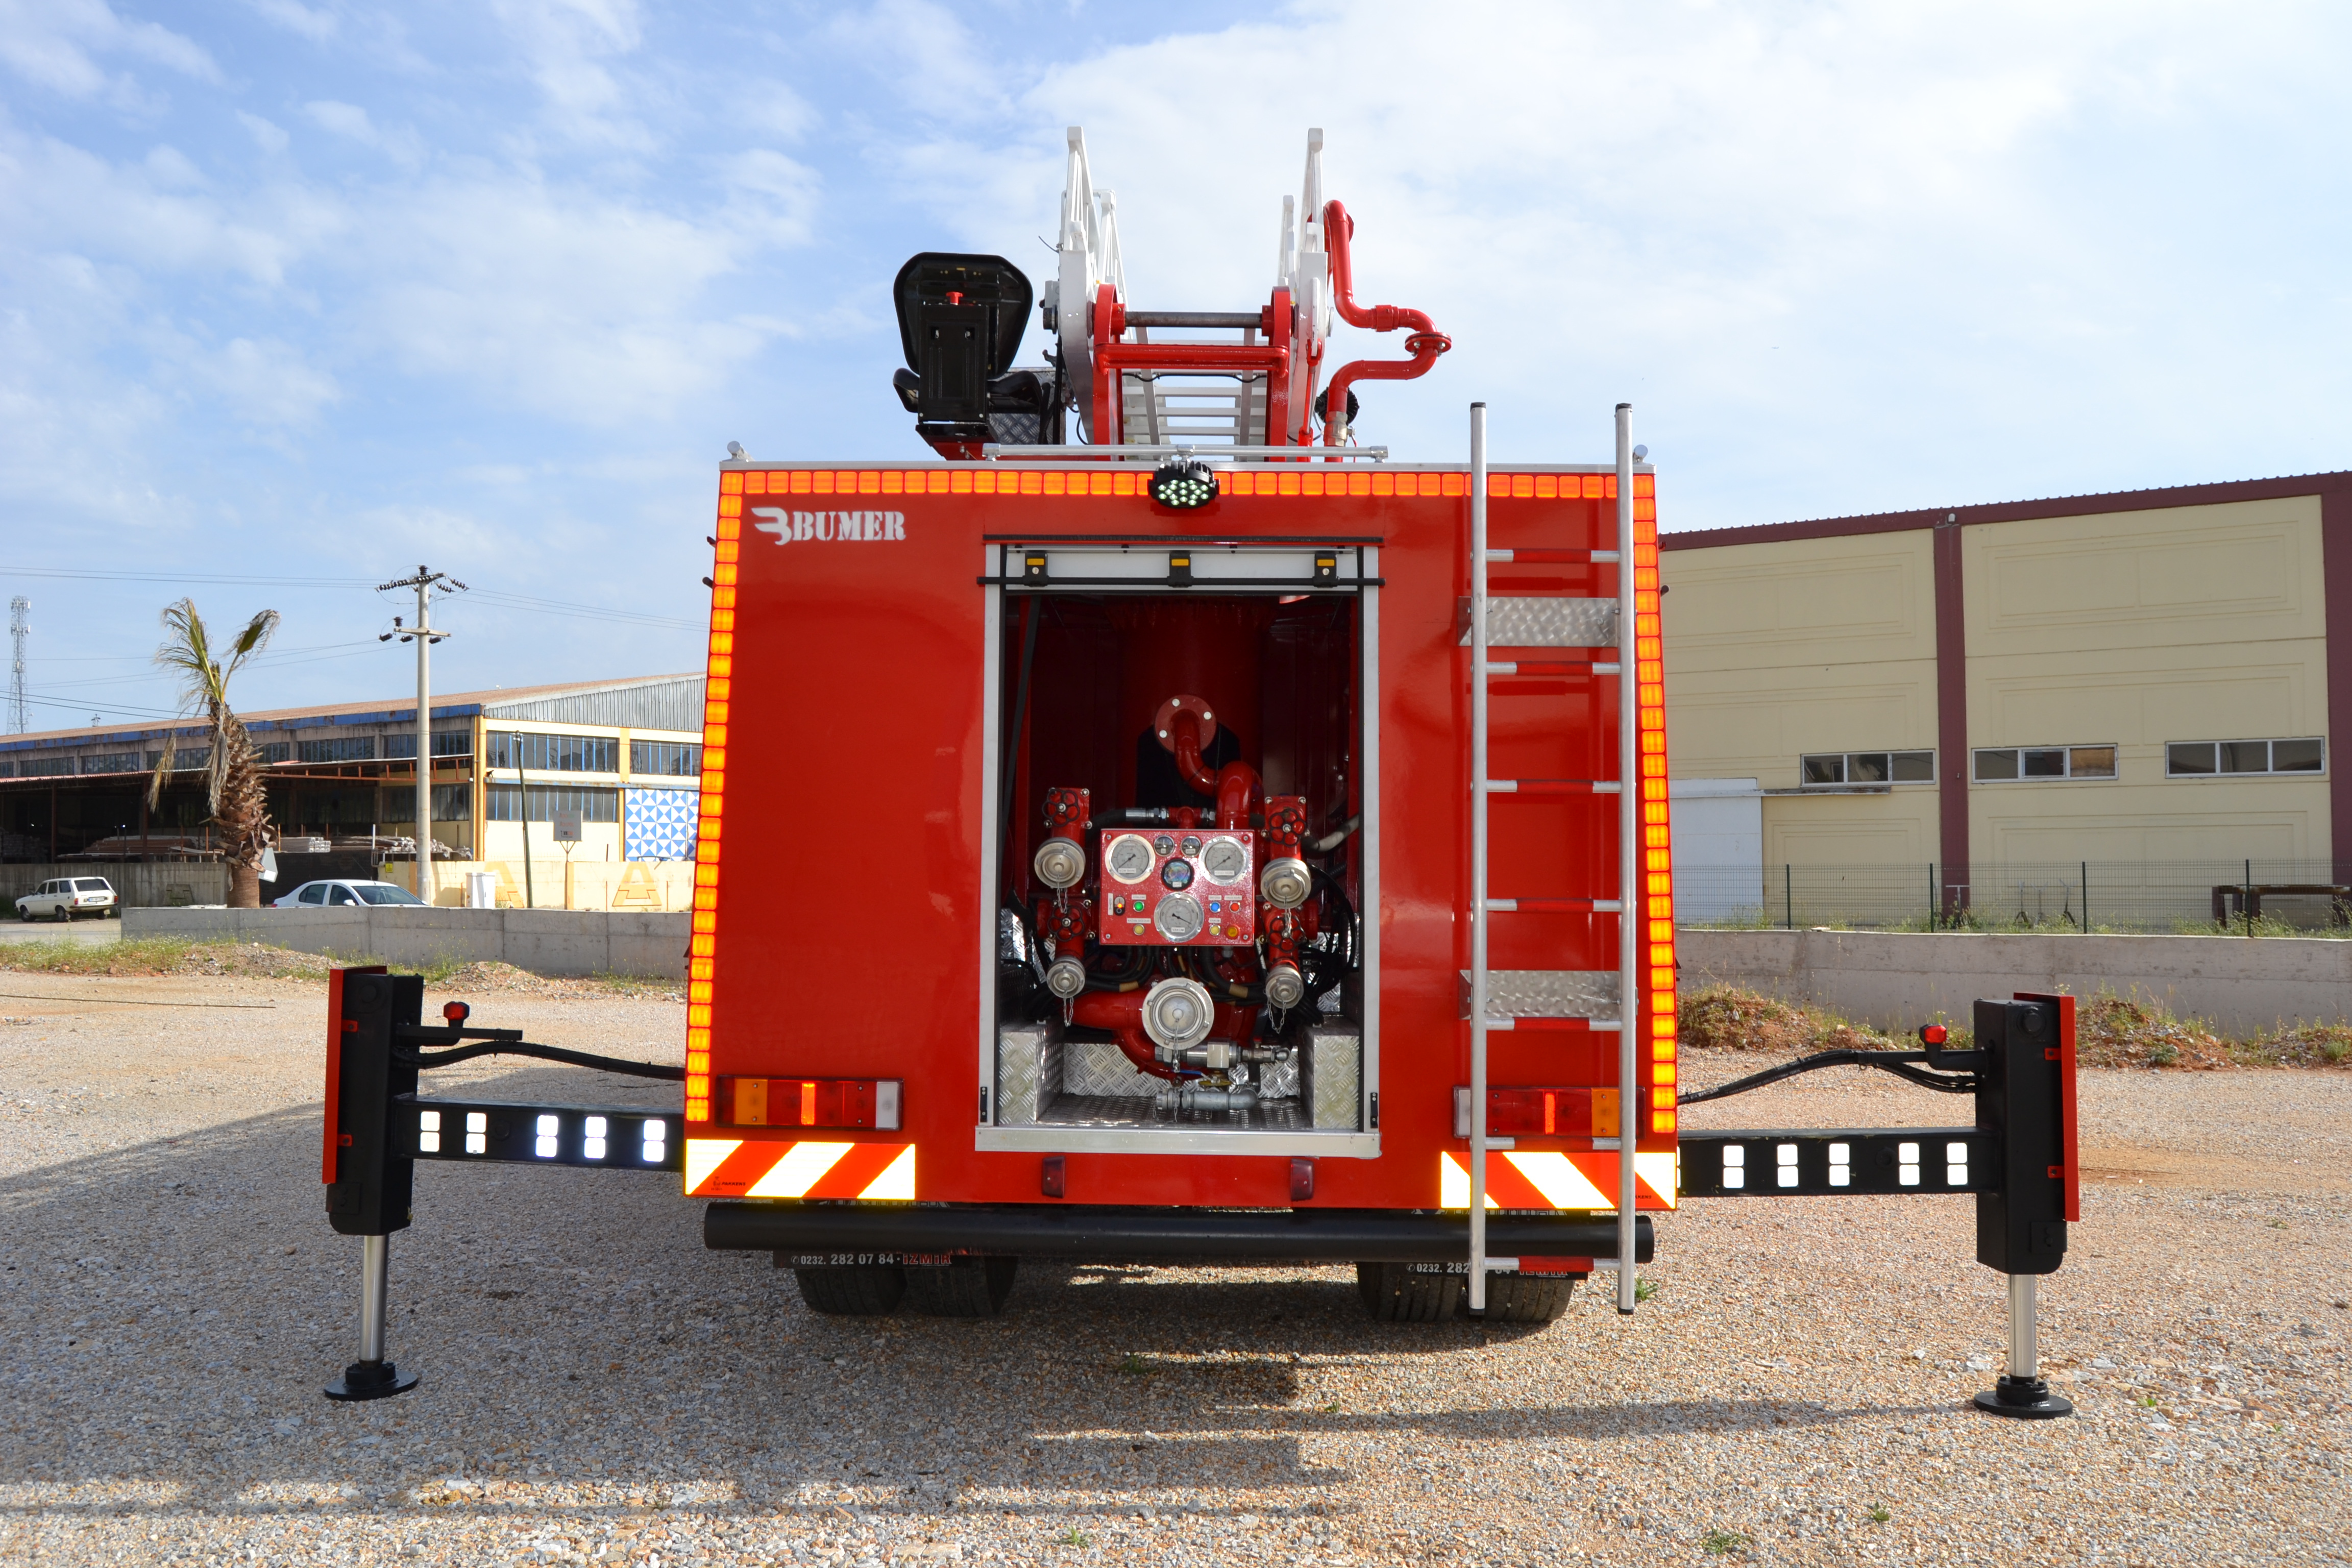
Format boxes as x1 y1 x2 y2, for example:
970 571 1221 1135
320 130 2078 1422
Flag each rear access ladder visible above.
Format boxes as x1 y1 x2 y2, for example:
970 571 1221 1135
1466 402 1641 1314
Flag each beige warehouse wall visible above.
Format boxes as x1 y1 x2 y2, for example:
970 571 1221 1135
1660 529 1939 790
1964 496 2331 864
1761 787 1940 867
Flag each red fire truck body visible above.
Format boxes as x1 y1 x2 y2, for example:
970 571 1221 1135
682 463 1674 1244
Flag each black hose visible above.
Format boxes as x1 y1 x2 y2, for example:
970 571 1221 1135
396 1041 686 1083
1676 1049 1977 1107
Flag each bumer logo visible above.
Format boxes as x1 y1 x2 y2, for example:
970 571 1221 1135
750 509 906 545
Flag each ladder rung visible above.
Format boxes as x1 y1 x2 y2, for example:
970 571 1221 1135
1482 1017 1623 1032
1484 898 1624 913
1488 660 1622 676
1483 779 1621 795
1485 549 1621 564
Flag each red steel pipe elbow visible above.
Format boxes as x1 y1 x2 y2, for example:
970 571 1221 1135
1319 198 1450 445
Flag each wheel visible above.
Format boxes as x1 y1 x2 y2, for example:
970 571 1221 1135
1479 1270 1579 1324
790 1263 905 1316
56 907 70 923
902 1257 1019 1317
1356 1262 1465 1322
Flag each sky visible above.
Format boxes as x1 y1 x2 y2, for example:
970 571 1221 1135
4 0 2350 731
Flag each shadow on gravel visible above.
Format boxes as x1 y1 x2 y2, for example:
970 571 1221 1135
0 1061 1924 1529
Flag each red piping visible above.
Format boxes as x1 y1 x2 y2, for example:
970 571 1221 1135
1070 990 1183 1081
1319 199 1450 445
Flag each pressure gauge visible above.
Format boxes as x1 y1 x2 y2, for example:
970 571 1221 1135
1199 838 1249 885
1154 893 1204 942
1154 834 1177 856
1160 857 1195 891
1105 832 1156 884
1180 835 1202 856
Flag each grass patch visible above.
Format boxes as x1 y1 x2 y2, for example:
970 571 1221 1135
1633 1277 1659 1303
1700 1527 1751 1555
1682 984 2352 1072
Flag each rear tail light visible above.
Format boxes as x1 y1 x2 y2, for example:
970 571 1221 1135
722 1077 901 1131
1453 1086 1620 1140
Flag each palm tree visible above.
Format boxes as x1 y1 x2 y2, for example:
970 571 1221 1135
147 600 281 909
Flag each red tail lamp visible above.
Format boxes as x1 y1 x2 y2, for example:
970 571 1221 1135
722 1077 901 1130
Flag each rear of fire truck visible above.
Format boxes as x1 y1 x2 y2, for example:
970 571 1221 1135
686 129 1675 1323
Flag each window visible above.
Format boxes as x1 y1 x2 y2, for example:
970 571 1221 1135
2167 738 2324 777
259 742 292 765
487 783 621 823
17 755 74 776
376 784 474 824
75 879 110 892
81 752 140 775
384 731 473 759
297 736 376 764
630 739 703 777
1799 750 1932 788
327 885 361 905
356 884 425 905
298 884 328 905
146 748 211 773
1974 745 2116 782
486 731 618 773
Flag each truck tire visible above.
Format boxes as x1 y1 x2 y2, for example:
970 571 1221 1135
791 1264 905 1316
1356 1262 1464 1322
902 1256 1019 1317
1479 1270 1578 1324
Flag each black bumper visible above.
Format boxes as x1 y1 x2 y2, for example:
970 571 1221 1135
704 1202 1654 1264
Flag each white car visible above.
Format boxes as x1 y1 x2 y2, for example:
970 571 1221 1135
16 877 119 921
272 879 428 909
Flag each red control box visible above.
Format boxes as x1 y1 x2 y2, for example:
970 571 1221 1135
1097 828 1257 947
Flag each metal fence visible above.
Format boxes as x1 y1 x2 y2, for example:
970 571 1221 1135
1676 860 2352 933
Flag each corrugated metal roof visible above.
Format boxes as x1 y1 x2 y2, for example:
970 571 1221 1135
0 673 703 753
482 675 704 731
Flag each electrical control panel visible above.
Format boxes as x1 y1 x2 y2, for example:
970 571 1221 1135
1097 828 1257 947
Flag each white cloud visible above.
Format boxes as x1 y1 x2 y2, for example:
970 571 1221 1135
0 0 219 100
244 0 336 42
195 335 342 429
238 111 289 155
302 99 425 166
491 0 655 151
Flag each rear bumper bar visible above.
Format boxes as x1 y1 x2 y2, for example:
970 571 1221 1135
704 1202 1654 1264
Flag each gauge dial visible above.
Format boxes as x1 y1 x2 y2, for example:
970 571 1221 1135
1153 834 1177 855
1105 832 1157 884
1160 857 1195 891
1154 893 1204 942
1199 838 1249 885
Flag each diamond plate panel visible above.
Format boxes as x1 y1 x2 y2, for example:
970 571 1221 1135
1459 970 1621 1021
1302 1021 1362 1130
1257 1047 1301 1100
995 1021 1061 1126
1458 597 1618 648
1064 1038 1163 1099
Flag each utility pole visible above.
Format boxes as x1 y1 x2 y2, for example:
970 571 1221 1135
8 597 27 735
378 567 467 902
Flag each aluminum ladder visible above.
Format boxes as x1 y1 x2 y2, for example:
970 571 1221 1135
1466 401 1641 1315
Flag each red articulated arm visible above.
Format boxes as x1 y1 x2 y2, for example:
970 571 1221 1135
1320 198 1451 446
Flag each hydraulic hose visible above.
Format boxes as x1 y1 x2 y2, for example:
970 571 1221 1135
1676 1049 1979 1107
395 1040 686 1083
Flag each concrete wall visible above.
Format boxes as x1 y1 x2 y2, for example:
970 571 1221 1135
1679 926 2352 1035
125 906 689 978
3 861 230 908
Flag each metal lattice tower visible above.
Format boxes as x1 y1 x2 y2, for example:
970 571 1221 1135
7 598 26 734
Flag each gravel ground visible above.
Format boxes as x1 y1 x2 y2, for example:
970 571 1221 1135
2 973 2348 1567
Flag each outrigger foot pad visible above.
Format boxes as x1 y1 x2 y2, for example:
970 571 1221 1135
325 1360 419 1402
1973 1375 2071 1420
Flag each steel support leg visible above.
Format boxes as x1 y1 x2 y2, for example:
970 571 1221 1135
325 1233 419 1402
1973 1273 2071 1419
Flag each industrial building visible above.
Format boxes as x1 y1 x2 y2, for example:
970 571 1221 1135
1660 469 2351 925
0 676 703 900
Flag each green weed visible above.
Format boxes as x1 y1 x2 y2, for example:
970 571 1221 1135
1701 1527 1751 1555
1633 1277 1659 1303
1868 1504 1891 1524
1058 1528 1090 1547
